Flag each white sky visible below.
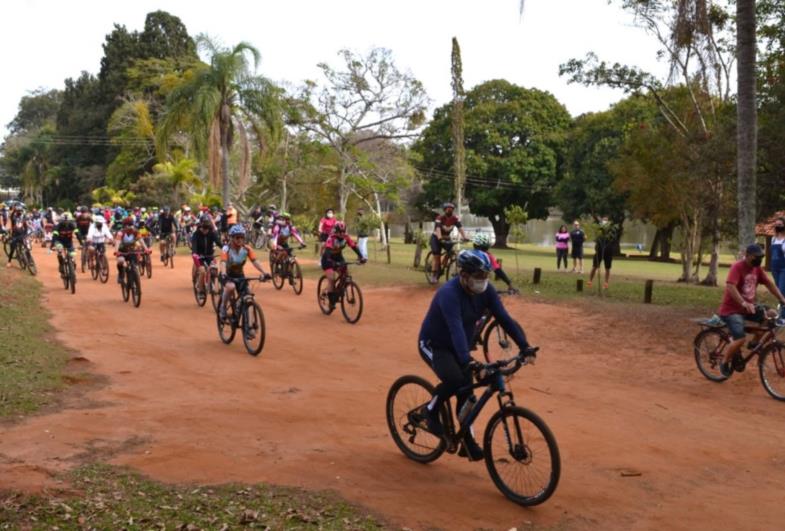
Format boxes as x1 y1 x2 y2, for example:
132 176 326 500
0 0 669 138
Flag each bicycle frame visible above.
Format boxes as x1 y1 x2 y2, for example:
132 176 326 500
443 371 515 450
703 322 778 367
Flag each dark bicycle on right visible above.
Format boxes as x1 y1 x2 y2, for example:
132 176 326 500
694 307 785 401
386 347 561 507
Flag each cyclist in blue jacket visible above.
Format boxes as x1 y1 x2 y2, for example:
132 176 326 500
418 249 530 460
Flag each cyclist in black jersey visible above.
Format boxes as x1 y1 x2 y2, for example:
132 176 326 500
158 207 179 261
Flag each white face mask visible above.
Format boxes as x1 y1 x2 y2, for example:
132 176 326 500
468 278 489 294
326 212 334 219
277 219 286 226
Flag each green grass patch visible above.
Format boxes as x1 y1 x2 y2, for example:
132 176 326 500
0 464 383 530
0 266 69 418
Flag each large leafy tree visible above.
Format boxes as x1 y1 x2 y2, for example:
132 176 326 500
157 36 281 205
294 47 428 216
416 80 571 247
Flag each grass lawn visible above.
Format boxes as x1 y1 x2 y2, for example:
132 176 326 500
0 266 69 419
0 464 382 530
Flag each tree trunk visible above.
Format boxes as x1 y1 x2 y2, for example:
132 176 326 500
737 0 757 247
338 163 348 217
281 173 288 212
374 192 387 247
660 222 675 260
220 104 232 205
701 218 721 286
489 216 511 248
648 229 662 259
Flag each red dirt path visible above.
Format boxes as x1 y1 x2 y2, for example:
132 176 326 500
2 249 785 530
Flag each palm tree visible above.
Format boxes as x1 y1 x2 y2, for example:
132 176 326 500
737 0 757 246
152 158 201 206
157 35 281 205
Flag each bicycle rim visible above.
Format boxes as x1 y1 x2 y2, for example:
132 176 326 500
169 247 174 268
385 375 446 463
694 328 730 383
62 261 69 289
317 275 332 315
26 251 37 276
146 256 152 278
99 255 109 283
242 301 266 356
759 344 785 401
340 281 363 324
292 262 303 295
209 275 220 312
121 271 130 302
217 297 237 344
484 407 560 506
69 262 76 294
272 260 284 289
423 252 436 284
131 270 142 307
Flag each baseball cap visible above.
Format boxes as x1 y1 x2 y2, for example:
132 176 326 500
746 244 765 257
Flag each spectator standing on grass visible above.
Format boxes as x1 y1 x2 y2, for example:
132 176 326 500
555 225 570 270
770 218 785 310
355 208 372 260
587 217 619 290
570 220 585 273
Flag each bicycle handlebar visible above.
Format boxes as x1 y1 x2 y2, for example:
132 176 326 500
472 346 540 375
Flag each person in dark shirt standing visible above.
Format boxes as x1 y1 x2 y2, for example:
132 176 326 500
569 220 586 274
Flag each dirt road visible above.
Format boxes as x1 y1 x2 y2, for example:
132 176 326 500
2 249 785 530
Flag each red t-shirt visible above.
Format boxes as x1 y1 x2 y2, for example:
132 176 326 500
718 260 767 316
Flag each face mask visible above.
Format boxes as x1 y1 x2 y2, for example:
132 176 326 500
751 257 763 267
277 219 286 226
468 278 489 294
326 212 334 219
776 226 785 233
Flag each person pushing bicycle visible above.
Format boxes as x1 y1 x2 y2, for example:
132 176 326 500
321 221 366 310
718 243 785 377
418 249 530 461
218 224 271 321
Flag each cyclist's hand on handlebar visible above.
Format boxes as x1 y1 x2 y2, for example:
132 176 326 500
260 273 272 282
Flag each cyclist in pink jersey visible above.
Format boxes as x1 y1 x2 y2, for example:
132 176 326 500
321 221 366 309
318 208 337 254
270 211 306 254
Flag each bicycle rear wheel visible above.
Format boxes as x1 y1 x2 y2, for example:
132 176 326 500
484 406 560 507
130 268 142 307
242 299 266 356
694 328 730 382
386 375 447 463
340 280 363 324
759 343 785 401
317 275 333 315
99 255 109 283
423 252 437 285
482 320 518 376
291 261 303 295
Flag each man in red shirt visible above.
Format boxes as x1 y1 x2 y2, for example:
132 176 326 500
718 244 785 376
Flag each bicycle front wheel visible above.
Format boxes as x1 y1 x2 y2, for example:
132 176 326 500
759 343 785 401
694 328 730 382
217 296 237 344
25 249 37 276
317 275 332 315
484 406 560 507
209 272 220 312
99 255 109 283
68 261 76 294
145 255 152 278
340 280 363 324
272 260 284 290
242 300 266 356
168 245 174 268
130 268 142 307
386 375 447 463
423 252 437 285
291 261 303 295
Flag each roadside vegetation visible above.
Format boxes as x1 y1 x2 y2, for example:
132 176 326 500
0 266 68 419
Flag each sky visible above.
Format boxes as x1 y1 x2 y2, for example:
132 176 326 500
0 0 669 138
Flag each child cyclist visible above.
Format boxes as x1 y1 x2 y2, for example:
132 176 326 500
218 224 271 320
472 233 518 294
321 221 366 310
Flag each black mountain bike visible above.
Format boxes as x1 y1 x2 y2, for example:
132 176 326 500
162 235 175 268
270 246 305 295
192 255 219 308
217 276 269 356
423 240 468 285
89 244 111 283
117 251 144 307
386 348 560 507
317 261 364 323
13 237 37 276
58 248 77 294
